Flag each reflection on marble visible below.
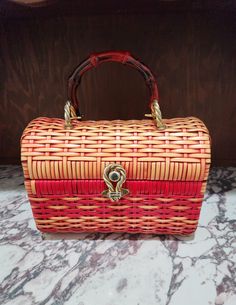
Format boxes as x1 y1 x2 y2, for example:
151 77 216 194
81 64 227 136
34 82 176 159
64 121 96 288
0 165 236 305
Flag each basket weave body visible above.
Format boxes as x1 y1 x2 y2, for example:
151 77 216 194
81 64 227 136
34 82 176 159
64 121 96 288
21 116 211 234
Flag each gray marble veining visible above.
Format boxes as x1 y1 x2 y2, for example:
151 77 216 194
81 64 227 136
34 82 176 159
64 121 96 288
0 165 236 305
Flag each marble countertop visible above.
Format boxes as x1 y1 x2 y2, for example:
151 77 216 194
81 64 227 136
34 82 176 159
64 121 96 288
0 165 235 305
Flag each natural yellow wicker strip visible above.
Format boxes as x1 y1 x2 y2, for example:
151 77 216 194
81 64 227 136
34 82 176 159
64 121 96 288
139 205 160 209
124 219 142 223
36 220 56 224
164 158 170 180
150 162 156 180
77 206 99 209
32 161 38 180
49 216 70 220
29 197 49 201
153 144 182 148
23 144 45 148
68 157 97 161
48 206 67 210
30 180 36 195
137 157 165 162
33 156 62 160
171 158 202 162
67 161 72 179
60 197 83 201
85 152 123 157
34 148 63 152
188 198 202 202
186 163 192 180
169 206 191 210
101 157 133 162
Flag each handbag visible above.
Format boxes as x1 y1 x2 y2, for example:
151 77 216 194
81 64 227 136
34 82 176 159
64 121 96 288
21 51 211 234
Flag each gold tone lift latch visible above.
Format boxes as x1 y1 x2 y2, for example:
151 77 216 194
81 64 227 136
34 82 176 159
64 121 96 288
102 164 129 202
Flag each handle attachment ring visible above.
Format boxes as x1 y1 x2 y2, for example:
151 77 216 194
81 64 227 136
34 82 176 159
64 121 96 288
64 101 82 129
145 100 166 130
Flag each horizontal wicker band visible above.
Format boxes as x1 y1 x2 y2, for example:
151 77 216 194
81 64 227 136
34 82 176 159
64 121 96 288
26 179 204 197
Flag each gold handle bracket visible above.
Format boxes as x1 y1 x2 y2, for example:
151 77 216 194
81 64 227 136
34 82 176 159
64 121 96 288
145 99 166 130
64 101 82 129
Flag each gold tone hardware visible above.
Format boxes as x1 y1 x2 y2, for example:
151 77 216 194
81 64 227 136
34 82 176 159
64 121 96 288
64 101 82 129
102 163 129 202
145 99 166 130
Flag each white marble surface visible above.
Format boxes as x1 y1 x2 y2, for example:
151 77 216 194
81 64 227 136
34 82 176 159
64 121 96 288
0 165 236 305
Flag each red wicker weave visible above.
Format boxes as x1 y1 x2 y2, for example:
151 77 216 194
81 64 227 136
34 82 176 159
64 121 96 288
21 51 211 234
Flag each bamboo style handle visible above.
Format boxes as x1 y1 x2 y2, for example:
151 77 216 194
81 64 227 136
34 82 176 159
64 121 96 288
65 51 165 129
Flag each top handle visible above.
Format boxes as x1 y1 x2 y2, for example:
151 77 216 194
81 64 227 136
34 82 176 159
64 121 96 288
65 51 165 130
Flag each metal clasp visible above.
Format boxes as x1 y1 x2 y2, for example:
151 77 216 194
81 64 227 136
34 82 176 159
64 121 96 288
102 163 129 202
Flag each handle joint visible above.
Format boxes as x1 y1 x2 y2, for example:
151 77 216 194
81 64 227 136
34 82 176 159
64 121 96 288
145 100 166 130
64 101 82 129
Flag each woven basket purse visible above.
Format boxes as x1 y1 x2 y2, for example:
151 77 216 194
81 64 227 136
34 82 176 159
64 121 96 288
21 51 211 234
